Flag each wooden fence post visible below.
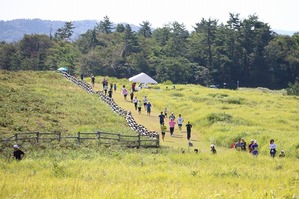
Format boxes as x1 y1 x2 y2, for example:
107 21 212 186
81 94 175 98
138 134 141 148
36 132 40 143
157 134 160 146
77 132 81 145
118 134 121 142
97 131 101 146
58 132 61 142
15 134 18 142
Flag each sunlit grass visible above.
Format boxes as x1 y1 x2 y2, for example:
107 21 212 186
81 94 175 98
1 71 299 198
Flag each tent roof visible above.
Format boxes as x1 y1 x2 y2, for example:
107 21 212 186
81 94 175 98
128 72 158 84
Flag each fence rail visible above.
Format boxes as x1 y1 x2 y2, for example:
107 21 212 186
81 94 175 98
1 131 159 148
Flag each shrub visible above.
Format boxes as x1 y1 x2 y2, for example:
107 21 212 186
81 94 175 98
206 112 233 125
287 77 299 96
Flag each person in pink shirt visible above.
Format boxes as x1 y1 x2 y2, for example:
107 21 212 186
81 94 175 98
169 119 176 136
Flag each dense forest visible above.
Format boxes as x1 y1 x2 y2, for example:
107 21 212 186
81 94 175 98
0 14 299 89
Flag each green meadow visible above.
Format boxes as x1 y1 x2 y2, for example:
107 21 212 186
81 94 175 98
0 71 298 198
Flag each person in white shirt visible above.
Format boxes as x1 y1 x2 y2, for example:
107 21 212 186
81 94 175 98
269 139 277 158
177 114 184 131
143 96 148 111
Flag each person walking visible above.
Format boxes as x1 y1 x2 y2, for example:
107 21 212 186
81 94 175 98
169 119 176 136
104 84 108 95
146 101 152 116
130 90 134 102
169 112 175 121
160 122 167 141
248 140 254 153
113 83 117 93
122 86 128 100
164 108 168 117
186 121 192 140
251 140 259 156
137 100 142 115
143 96 148 111
108 89 113 98
158 112 165 125
241 138 247 151
91 75 95 88
133 97 138 111
13 144 25 161
177 114 184 131
269 139 277 158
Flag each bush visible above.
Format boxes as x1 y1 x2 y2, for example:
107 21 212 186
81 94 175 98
206 112 233 125
287 77 299 96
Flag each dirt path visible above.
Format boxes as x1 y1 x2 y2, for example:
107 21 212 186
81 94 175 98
111 90 202 150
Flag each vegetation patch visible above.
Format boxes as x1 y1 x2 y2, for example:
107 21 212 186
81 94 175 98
206 112 233 125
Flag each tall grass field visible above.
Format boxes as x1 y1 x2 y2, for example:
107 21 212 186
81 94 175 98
0 71 298 198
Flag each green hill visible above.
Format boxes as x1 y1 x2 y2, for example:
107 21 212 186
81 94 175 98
1 71 299 198
1 70 299 156
0 70 136 136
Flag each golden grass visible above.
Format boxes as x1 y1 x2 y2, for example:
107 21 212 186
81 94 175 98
1 71 299 198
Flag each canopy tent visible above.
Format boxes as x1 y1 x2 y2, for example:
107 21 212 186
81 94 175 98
128 72 158 84
57 67 68 72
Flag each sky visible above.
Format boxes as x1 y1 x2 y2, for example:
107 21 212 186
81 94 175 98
0 0 298 32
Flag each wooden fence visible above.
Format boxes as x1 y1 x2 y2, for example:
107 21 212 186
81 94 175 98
1 132 160 148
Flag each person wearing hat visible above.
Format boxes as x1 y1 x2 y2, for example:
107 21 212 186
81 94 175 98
13 144 25 160
248 139 254 153
251 140 259 156
211 144 217 154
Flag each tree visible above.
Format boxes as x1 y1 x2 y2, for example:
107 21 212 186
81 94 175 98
0 43 18 70
54 22 75 41
165 22 189 57
115 24 125 33
45 41 79 72
121 24 140 57
193 18 218 67
287 77 299 95
76 28 100 54
138 21 152 38
96 16 113 34
18 34 52 70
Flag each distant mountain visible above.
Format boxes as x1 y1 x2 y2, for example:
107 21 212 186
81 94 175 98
273 29 298 36
0 19 142 43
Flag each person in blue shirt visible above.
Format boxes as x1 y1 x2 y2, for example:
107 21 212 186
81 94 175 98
251 140 259 156
146 102 152 116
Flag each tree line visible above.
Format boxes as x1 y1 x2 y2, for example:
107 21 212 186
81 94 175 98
0 14 299 90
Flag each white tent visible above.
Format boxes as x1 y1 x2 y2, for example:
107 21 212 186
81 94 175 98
128 72 158 84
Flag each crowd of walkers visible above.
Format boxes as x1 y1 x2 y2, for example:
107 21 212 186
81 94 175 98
78 75 287 157
232 138 285 157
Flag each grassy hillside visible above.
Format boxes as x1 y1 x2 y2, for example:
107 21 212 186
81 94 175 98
0 71 299 198
0 70 136 136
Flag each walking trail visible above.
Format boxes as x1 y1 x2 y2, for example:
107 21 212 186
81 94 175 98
110 89 204 150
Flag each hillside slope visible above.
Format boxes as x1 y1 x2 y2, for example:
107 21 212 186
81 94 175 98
0 71 136 137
